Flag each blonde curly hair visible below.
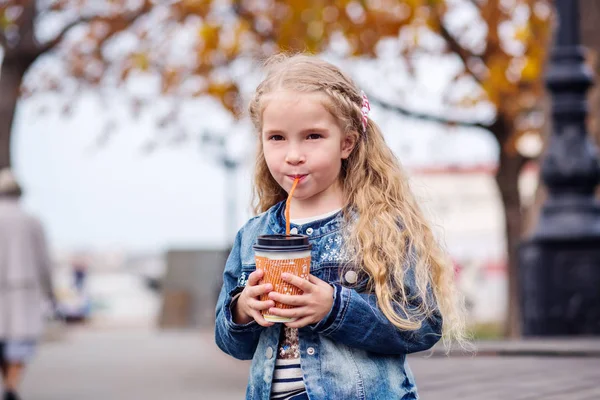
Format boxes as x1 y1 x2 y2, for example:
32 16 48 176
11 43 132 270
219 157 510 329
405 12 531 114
248 53 468 348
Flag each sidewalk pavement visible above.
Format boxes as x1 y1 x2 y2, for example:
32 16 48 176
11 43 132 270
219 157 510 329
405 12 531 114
18 327 600 400
430 337 600 357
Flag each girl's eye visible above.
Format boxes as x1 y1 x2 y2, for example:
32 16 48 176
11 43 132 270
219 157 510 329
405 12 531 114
307 133 322 140
268 135 284 141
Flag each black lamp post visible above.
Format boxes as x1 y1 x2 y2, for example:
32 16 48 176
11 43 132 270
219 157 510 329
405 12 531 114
519 0 600 335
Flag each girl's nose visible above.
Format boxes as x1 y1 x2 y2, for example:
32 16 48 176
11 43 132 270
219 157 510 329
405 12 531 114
285 148 305 165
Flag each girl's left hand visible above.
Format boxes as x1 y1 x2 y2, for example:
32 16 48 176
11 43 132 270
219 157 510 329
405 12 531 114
267 273 334 329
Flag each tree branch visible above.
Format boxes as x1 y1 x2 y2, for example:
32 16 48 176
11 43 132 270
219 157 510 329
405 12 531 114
365 92 493 130
39 0 153 54
232 0 277 43
428 4 486 86
466 0 482 10
437 22 483 86
38 17 93 54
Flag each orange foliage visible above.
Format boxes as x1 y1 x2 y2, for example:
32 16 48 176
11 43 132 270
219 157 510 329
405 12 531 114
1 0 553 147
190 0 552 148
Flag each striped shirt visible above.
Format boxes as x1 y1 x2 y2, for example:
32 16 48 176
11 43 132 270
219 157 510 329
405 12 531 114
270 209 341 400
270 357 305 399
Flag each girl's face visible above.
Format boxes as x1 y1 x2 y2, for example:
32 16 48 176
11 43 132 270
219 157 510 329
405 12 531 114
261 91 356 212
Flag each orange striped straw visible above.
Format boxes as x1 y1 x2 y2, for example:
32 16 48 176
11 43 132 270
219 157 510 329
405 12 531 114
285 177 300 235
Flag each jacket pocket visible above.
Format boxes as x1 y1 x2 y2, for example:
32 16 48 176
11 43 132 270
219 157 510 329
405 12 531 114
319 262 370 292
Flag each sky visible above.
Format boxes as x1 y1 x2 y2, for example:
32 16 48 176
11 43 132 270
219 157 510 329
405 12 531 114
0 0 509 254
12 85 497 254
9 24 500 254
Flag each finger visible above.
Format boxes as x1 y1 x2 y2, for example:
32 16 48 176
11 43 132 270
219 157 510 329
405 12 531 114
268 306 308 320
284 316 314 329
246 283 273 298
281 273 314 293
268 292 305 307
247 269 264 286
247 298 275 311
251 310 275 327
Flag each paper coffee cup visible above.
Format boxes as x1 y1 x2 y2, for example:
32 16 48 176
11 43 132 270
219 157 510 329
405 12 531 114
253 234 312 323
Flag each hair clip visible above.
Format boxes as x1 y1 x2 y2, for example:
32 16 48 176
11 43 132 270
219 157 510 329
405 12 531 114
360 91 371 132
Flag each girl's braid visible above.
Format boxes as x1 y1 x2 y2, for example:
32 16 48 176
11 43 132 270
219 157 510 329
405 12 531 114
321 83 365 134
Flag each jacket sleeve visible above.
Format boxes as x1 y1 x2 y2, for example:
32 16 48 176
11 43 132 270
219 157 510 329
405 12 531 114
214 229 265 360
309 262 443 355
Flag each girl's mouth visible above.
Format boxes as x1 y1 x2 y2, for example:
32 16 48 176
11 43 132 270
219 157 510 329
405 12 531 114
288 174 307 182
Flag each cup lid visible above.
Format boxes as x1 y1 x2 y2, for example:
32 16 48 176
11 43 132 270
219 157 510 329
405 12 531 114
253 234 312 252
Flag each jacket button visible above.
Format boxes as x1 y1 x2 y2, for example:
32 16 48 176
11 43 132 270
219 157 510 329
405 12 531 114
344 271 358 284
307 347 315 356
290 227 298 234
266 346 274 359
306 227 314 235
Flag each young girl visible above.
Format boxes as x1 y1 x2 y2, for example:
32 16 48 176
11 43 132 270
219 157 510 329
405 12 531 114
215 54 466 400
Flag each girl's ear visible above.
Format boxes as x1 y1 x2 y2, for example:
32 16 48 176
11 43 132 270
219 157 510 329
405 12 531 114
341 131 358 159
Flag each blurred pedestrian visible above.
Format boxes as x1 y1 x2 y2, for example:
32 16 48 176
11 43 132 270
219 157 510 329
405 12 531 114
71 255 88 293
0 168 55 400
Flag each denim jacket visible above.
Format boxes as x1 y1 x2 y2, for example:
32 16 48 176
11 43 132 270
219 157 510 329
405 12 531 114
215 201 443 400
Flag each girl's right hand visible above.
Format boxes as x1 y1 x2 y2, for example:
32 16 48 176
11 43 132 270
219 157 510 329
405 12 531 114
232 269 275 327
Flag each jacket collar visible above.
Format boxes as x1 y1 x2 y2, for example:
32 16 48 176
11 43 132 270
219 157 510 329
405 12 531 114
267 201 345 239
